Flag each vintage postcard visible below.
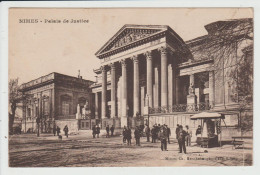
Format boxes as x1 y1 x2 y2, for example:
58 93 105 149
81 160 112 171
5 6 254 169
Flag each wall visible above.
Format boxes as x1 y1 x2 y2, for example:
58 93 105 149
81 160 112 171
55 119 79 134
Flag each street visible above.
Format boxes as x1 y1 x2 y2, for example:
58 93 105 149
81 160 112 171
9 133 252 167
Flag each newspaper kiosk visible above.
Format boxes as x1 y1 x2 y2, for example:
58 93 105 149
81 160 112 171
191 112 225 148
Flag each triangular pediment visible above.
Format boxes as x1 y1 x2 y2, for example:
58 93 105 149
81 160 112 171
95 25 168 57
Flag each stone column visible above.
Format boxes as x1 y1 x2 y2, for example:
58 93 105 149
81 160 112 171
168 64 173 107
145 51 153 107
176 77 180 104
159 46 168 107
95 92 99 119
110 63 116 118
154 66 159 107
101 66 107 119
190 74 195 87
209 71 215 108
121 59 128 127
132 55 140 117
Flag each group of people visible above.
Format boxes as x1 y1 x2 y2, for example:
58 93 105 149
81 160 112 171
53 124 69 138
92 125 101 138
123 123 202 154
122 126 132 145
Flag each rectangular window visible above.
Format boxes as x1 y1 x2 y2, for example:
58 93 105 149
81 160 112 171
62 101 69 115
44 101 49 115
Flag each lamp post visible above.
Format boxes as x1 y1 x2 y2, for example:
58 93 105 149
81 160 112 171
145 94 150 127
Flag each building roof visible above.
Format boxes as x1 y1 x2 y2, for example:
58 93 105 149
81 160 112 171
95 24 186 59
20 72 94 92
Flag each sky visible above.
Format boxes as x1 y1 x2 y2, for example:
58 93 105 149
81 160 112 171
9 8 253 84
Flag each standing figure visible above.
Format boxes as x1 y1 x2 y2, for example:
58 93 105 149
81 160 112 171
126 126 132 145
159 127 168 151
53 124 57 136
110 125 115 137
57 126 61 136
185 125 192 146
145 125 150 142
92 125 96 138
151 126 157 143
96 125 100 138
122 126 127 143
196 125 202 136
166 125 171 144
134 126 141 146
63 125 69 138
175 124 180 140
177 125 187 154
106 125 110 138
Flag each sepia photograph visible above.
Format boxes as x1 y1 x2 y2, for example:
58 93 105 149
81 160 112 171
6 7 254 168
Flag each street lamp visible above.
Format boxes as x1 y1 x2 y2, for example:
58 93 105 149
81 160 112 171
145 94 150 128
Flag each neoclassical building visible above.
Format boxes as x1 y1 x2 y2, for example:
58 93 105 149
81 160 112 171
20 72 94 133
91 20 253 138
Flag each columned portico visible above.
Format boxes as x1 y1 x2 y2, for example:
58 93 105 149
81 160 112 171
145 51 153 107
95 92 99 119
93 25 191 128
209 71 215 107
132 55 140 117
159 46 168 107
101 66 107 119
121 59 128 127
110 63 116 118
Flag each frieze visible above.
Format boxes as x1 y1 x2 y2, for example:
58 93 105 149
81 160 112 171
102 29 161 54
26 84 54 94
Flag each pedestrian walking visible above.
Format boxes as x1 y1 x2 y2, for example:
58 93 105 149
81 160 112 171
159 126 168 151
92 125 96 138
110 125 115 137
122 126 127 143
57 126 61 136
63 125 69 138
177 125 187 154
96 125 100 138
145 124 150 142
134 126 141 146
53 124 57 136
126 126 132 145
166 125 171 144
106 125 110 138
185 125 192 146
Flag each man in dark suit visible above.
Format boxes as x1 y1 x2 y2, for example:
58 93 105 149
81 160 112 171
110 125 115 137
145 124 150 142
177 125 187 154
92 125 96 138
134 126 141 146
106 125 110 138
166 125 171 144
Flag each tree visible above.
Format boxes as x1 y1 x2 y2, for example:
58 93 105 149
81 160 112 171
9 78 28 134
188 18 253 107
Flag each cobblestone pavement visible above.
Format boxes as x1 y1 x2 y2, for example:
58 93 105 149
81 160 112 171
9 133 252 167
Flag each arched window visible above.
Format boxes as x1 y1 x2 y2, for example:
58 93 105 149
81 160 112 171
60 95 72 115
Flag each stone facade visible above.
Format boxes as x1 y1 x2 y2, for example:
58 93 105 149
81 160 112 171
20 72 94 133
91 20 253 140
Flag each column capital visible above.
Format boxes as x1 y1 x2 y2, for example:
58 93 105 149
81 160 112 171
120 59 127 67
158 46 168 55
110 62 116 70
100 65 107 72
131 55 139 63
145 51 152 60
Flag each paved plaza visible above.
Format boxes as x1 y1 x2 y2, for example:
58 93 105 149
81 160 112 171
9 133 252 167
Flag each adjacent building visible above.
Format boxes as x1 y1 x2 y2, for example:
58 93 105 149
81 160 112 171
19 72 94 133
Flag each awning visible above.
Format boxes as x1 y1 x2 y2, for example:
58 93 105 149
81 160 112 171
190 112 224 120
